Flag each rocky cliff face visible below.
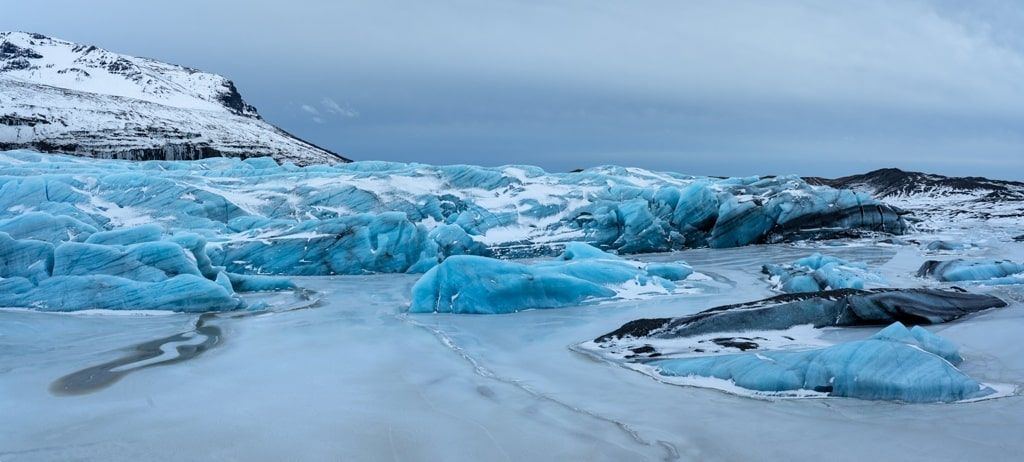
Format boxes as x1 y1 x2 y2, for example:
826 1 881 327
806 168 1024 230
0 32 348 165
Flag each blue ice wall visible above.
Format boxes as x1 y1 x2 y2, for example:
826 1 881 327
0 226 293 312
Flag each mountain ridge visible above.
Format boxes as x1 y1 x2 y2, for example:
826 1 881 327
0 31 349 165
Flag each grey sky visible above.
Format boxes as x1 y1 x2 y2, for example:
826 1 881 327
5 0 1024 179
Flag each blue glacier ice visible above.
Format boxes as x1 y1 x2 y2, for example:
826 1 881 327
650 322 993 402
917 259 1024 284
0 274 242 313
0 225 293 312
409 242 693 314
762 253 878 293
0 150 906 280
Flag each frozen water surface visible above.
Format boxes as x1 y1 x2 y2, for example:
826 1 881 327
3 238 1023 461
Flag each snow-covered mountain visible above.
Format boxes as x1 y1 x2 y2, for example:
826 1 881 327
0 31 348 165
807 168 1024 232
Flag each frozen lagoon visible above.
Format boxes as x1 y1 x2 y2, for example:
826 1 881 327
3 241 1023 461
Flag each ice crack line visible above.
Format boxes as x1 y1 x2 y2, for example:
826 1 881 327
397 313 681 462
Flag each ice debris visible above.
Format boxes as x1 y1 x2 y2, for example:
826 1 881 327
650 322 993 402
409 242 694 314
762 253 879 293
0 150 907 277
917 259 1024 285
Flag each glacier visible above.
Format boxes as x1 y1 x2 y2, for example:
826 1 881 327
649 322 994 402
0 150 906 279
761 252 879 293
409 242 694 314
917 259 1024 285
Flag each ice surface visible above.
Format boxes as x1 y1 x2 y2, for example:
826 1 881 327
0 150 906 278
918 259 1024 284
2 240 1024 461
762 252 880 292
650 322 993 402
409 242 694 314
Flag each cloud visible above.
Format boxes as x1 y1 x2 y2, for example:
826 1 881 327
300 104 319 116
321 98 358 118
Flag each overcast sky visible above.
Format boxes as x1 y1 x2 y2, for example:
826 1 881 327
5 0 1024 178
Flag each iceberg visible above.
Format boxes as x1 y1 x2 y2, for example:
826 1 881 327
917 259 1024 284
581 288 1005 402
596 288 1006 343
762 253 879 293
409 242 694 314
0 150 907 278
650 322 994 402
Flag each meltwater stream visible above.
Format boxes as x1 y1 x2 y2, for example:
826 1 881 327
2 243 1024 461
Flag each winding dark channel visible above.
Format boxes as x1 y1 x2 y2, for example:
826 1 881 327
49 313 223 396
50 289 321 396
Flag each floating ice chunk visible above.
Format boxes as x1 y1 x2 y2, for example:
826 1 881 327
409 243 693 314
650 322 992 402
762 253 877 293
917 259 1024 283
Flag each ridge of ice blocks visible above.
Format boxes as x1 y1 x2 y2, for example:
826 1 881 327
648 322 993 402
0 150 907 276
762 253 879 293
409 242 694 314
583 291 1005 402
917 259 1024 285
595 288 1006 343
0 225 294 312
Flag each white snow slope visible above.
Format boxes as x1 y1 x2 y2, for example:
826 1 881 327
0 31 347 165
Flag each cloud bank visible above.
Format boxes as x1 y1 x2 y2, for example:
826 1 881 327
4 0 1023 178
